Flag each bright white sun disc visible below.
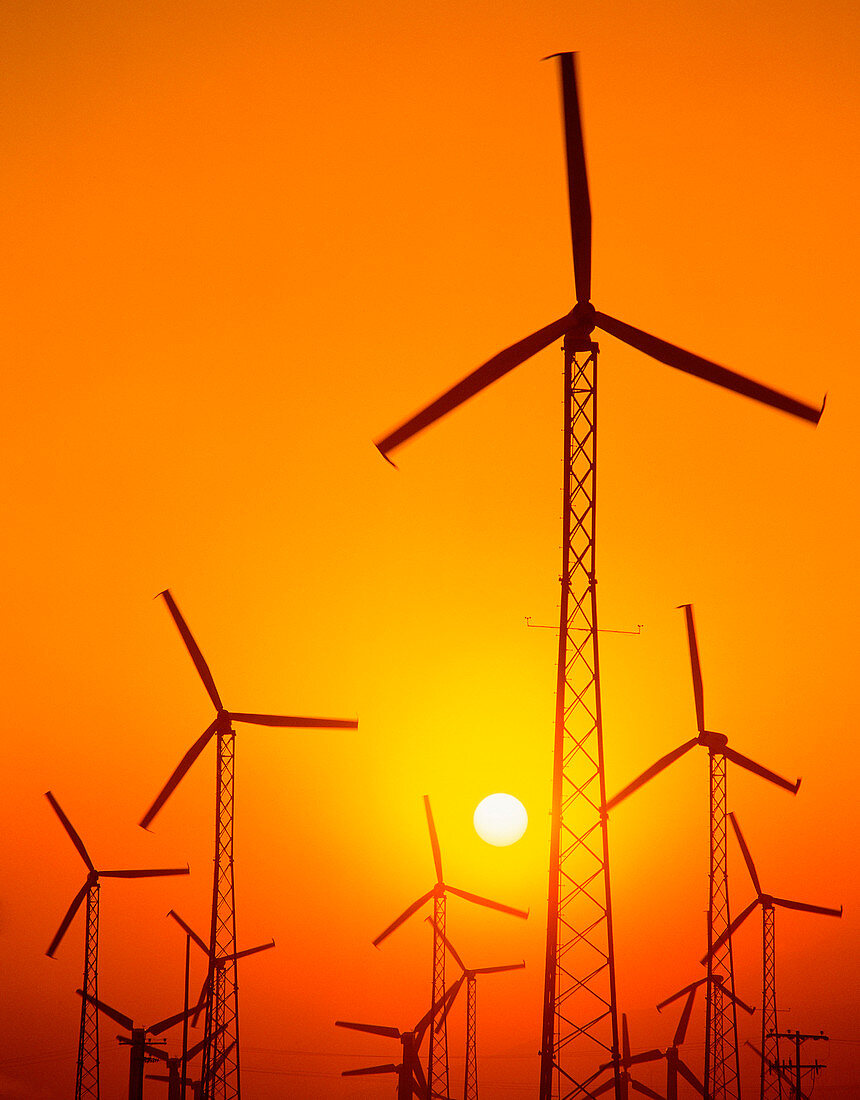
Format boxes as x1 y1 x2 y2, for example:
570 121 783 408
473 793 528 846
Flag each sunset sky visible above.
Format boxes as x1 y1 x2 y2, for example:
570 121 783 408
1 2 858 1097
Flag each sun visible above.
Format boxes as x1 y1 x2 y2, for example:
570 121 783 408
473 793 528 847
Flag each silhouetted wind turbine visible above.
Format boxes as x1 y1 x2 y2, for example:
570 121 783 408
140 588 357 1099
76 990 197 1100
703 813 842 1100
594 1014 666 1100
149 1042 235 1100
373 50 823 1100
608 604 799 1099
45 791 188 1100
429 917 525 1100
373 796 527 1100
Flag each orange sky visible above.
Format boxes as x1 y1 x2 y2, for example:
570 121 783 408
1 2 858 1097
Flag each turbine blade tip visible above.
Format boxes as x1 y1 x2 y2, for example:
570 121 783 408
373 442 398 469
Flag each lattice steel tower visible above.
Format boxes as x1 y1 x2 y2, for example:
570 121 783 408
373 52 822 1100
141 589 357 1100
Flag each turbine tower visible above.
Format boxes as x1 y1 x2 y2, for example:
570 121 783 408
45 791 188 1100
608 605 800 1100
372 796 527 1100
140 588 358 1100
430 918 525 1100
373 52 822 1100
704 814 842 1100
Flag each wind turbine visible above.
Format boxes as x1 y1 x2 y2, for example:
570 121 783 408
703 813 842 1100
429 917 525 1100
149 1043 235 1100
140 588 357 1099
45 790 188 1100
656 976 755 1100
373 51 823 1100
607 604 800 1099
373 796 527 1100
593 1014 666 1100
76 990 197 1100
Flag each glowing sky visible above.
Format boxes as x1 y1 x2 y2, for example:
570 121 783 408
1 1 858 1097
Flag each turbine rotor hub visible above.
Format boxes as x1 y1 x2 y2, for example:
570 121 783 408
570 300 596 336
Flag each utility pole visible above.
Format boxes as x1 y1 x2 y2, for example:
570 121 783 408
772 1029 828 1100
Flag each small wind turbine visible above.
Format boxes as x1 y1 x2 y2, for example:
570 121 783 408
140 588 357 1098
148 1041 235 1100
607 604 800 1098
45 791 188 1100
703 813 842 1100
76 990 197 1100
594 1014 666 1100
373 51 823 1100
429 917 525 1100
373 796 527 1099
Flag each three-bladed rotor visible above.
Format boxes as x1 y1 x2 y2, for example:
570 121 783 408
374 53 823 464
701 812 842 961
140 589 359 829
606 605 801 813
45 791 189 958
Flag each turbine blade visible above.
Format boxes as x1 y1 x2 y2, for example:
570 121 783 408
335 1020 401 1039
426 915 466 973
673 987 697 1047
149 1004 198 1036
159 590 224 709
167 910 209 955
187 1029 213 1060
729 812 762 896
472 961 526 975
424 796 444 883
590 1077 618 1098
142 1043 169 1062
594 311 823 423
631 1081 668 1100
622 1013 631 1061
412 1057 428 1096
772 897 843 918
436 973 465 1029
225 939 276 962
445 884 528 919
227 712 358 729
100 867 189 879
555 52 591 304
700 899 759 962
139 719 218 829
678 604 705 732
192 978 208 1028
343 1065 398 1077
713 977 755 1015
656 977 705 1011
77 989 134 1031
605 739 699 811
374 313 574 458
629 1050 664 1067
676 1059 707 1096
722 746 800 793
46 883 89 957
372 889 435 946
45 792 95 871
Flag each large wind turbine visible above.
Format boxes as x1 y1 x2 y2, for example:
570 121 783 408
140 588 357 1100
373 796 527 1099
373 51 822 1100
608 605 800 1100
704 813 842 1100
45 791 188 1100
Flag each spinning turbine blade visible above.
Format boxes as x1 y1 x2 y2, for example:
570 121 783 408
622 1013 631 1061
228 712 358 729
701 899 759 961
45 792 95 871
594 312 823 423
77 989 134 1031
555 52 591 304
140 719 218 829
159 590 224 710
656 977 705 1011
473 961 526 975
721 746 800 793
424 796 444 883
437 973 466 1028
673 987 697 1047
100 867 189 879
605 739 698 811
374 313 574 458
167 910 209 953
372 889 436 946
428 916 466 973
149 1004 199 1036
677 1060 707 1096
729 812 762 896
343 1064 398 1077
772 896 843 918
678 604 705 731
224 939 276 962
445 884 529 918
47 882 89 958
335 1020 401 1039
